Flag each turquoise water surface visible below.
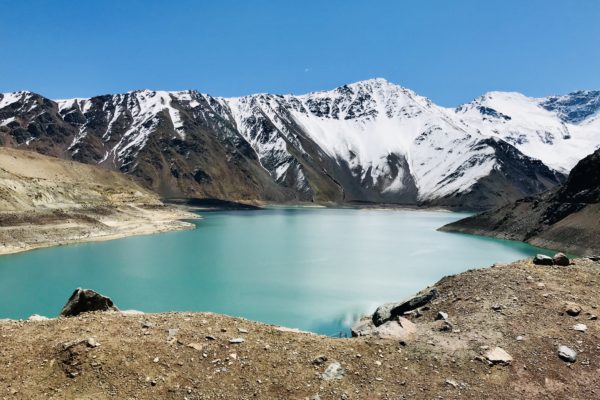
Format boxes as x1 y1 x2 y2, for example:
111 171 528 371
0 208 551 335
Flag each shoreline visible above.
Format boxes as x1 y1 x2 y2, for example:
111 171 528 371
2 257 599 398
0 205 200 256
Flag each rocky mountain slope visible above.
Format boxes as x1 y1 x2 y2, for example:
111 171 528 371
2 257 599 399
440 149 600 255
1 80 599 209
0 147 196 254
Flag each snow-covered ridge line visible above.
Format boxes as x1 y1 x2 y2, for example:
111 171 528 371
1 79 599 207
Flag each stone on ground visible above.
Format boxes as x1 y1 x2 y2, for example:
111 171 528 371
60 288 118 317
372 288 438 326
533 254 554 266
553 252 570 266
558 345 577 362
321 362 345 381
484 347 513 365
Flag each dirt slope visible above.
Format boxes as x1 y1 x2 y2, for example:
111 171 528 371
1 258 599 399
0 147 197 254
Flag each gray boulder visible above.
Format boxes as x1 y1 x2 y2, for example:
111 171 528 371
351 316 376 337
552 252 570 266
533 254 554 266
372 288 439 326
60 288 118 317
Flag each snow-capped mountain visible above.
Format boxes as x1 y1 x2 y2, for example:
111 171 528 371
1 79 598 209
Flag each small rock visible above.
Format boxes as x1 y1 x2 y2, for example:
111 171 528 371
28 314 49 321
552 252 570 266
536 282 546 289
516 335 525 341
229 338 245 344
558 345 577 362
565 302 582 316
86 337 100 348
533 254 554 265
321 362 345 381
491 304 503 311
167 328 179 337
445 379 459 388
484 347 513 365
589 314 598 320
573 323 588 332
237 328 249 334
187 343 203 351
312 355 328 365
432 320 453 332
142 320 155 329
587 255 600 262
435 311 448 321
153 357 159 363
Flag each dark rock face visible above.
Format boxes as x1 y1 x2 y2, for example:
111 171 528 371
372 288 439 326
441 149 600 256
60 288 118 317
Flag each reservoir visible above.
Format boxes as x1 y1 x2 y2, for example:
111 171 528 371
0 208 551 335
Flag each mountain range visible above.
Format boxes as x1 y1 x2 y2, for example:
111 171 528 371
1 78 599 209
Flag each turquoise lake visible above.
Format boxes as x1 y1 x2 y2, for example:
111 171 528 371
0 208 552 335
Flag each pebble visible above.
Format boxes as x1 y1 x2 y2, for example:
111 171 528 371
565 302 583 316
229 338 245 344
238 328 249 333
445 379 459 388
573 323 588 332
516 336 525 341
484 347 513 365
558 345 577 363
435 311 448 321
153 357 159 363
187 343 203 351
312 355 328 365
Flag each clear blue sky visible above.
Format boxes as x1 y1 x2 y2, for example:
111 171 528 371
1 0 599 106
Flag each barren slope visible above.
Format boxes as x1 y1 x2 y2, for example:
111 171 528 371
0 147 197 254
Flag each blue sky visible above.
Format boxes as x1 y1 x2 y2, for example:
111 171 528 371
1 0 599 106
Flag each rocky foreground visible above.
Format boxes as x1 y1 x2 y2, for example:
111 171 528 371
1 257 599 399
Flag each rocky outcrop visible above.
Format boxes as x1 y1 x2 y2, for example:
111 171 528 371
60 288 118 317
440 149 600 255
372 288 438 326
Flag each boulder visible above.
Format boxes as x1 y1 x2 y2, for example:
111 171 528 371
60 288 118 317
552 252 570 266
588 255 600 262
372 288 439 326
351 316 376 337
372 317 417 339
558 345 577 363
533 254 554 266
484 347 513 365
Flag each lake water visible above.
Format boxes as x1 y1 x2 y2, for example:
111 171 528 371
0 208 552 335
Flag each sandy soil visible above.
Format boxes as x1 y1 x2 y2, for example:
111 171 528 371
1 258 599 399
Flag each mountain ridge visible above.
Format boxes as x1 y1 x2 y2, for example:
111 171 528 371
1 79 598 209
